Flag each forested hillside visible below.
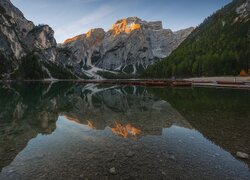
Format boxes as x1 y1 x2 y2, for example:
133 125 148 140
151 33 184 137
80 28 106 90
143 0 250 78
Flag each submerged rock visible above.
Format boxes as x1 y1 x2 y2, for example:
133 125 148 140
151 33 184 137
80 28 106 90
126 151 135 157
109 167 116 174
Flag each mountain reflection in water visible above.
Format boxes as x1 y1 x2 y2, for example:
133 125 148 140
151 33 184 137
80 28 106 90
0 82 249 179
111 122 141 139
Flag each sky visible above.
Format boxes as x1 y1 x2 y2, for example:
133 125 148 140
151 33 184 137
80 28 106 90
11 0 232 43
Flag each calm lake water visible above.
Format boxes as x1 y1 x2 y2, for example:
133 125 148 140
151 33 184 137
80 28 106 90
0 82 249 180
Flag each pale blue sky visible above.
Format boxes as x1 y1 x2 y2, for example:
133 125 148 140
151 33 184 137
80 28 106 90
11 0 231 43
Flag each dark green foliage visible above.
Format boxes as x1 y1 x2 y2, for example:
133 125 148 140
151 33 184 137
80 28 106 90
11 54 47 79
0 53 16 78
10 53 80 80
148 87 250 113
0 6 6 14
123 65 134 74
81 64 92 71
135 64 146 74
43 62 77 79
143 0 250 78
96 71 138 79
58 47 72 58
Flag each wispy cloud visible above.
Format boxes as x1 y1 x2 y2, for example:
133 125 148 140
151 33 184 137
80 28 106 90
55 5 114 43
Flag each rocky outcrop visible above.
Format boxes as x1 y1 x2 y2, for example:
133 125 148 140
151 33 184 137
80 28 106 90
25 25 58 62
0 0 34 59
235 0 250 22
57 28 106 79
0 0 59 60
0 0 76 79
236 0 250 14
61 17 194 77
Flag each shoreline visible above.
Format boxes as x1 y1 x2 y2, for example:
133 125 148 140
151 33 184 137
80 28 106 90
184 76 250 83
0 76 250 90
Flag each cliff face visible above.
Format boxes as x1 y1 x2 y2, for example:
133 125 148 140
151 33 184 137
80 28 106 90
24 25 58 62
57 28 106 79
0 0 59 60
0 0 33 59
236 0 250 17
0 0 77 79
61 17 194 77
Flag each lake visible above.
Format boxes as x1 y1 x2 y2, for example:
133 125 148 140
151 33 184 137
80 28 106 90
0 82 249 179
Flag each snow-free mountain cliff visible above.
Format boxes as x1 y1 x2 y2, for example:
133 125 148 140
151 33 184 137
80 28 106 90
0 0 61 78
59 17 194 77
0 0 81 79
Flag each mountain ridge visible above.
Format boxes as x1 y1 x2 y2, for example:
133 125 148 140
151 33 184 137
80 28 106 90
59 17 194 78
0 0 193 80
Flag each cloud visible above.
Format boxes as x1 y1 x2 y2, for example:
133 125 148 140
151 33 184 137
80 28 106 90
55 5 114 43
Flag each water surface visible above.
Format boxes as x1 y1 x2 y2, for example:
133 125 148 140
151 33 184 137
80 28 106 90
0 82 249 179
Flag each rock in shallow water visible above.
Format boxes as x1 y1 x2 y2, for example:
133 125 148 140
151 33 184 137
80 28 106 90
109 167 116 175
236 152 249 159
126 151 135 157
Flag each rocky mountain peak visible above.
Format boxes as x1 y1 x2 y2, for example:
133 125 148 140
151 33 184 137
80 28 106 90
85 28 105 47
64 34 84 44
64 28 105 45
110 17 142 36
235 0 250 22
109 17 164 36
236 0 250 14
59 17 194 78
0 0 35 60
0 0 34 38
